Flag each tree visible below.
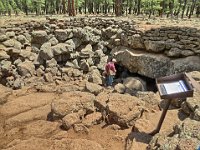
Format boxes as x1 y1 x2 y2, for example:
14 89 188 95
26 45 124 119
115 0 122 16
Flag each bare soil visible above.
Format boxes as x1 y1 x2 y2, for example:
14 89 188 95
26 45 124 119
0 89 181 150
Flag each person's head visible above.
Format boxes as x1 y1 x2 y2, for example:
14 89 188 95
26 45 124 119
111 58 117 63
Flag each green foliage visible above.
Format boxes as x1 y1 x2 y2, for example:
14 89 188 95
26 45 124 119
0 0 199 17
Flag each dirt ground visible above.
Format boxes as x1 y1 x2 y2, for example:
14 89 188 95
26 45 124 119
0 89 182 150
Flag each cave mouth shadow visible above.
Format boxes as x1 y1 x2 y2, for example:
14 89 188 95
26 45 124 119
114 63 158 92
124 131 153 150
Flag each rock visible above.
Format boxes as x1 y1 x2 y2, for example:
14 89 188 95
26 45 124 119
144 40 165 52
46 58 57 68
107 124 121 130
95 93 145 128
97 56 108 70
123 77 146 95
190 71 200 81
73 124 90 134
17 35 28 45
181 50 194 56
114 47 171 78
128 34 145 49
80 44 94 58
19 50 36 61
0 60 12 73
170 56 200 74
31 30 48 47
88 69 103 85
17 60 35 76
65 60 80 69
0 34 8 42
22 120 59 137
80 61 90 72
55 29 73 42
13 78 24 89
39 42 53 60
4 104 51 128
48 36 58 46
82 112 102 127
3 39 22 50
136 91 160 109
0 84 12 104
44 73 54 82
166 48 181 57
174 118 200 140
181 91 200 121
62 113 81 130
65 38 82 49
3 138 104 150
114 83 126 94
6 31 15 38
85 82 103 95
51 91 95 117
51 43 73 56
0 50 10 60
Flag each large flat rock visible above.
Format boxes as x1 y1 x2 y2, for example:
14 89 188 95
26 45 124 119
3 138 104 150
113 46 200 78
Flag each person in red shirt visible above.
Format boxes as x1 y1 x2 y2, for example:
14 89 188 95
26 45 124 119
105 58 117 86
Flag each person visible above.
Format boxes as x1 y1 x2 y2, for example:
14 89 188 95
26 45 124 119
105 58 117 86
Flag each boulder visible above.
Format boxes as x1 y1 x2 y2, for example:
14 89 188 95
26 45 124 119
170 56 200 74
144 40 166 52
85 82 103 95
174 118 200 140
0 84 12 104
114 83 126 94
48 36 58 46
123 77 146 95
88 69 103 85
82 112 102 127
62 113 81 130
39 42 53 60
181 91 200 121
113 47 200 78
3 138 104 150
80 44 94 58
80 61 90 72
51 91 95 117
31 30 48 47
65 38 82 50
128 34 145 49
55 29 73 42
0 34 8 42
17 60 35 76
3 39 22 50
95 93 145 128
0 50 10 60
51 43 73 56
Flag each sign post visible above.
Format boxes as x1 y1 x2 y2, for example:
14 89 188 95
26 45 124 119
149 72 200 136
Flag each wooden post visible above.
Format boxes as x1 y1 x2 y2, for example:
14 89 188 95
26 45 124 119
149 99 172 136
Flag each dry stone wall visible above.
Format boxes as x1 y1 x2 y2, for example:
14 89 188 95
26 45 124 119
0 17 200 89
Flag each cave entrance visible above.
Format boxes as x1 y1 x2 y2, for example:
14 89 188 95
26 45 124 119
114 63 157 92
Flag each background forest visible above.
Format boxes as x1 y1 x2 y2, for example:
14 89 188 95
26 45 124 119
0 0 199 18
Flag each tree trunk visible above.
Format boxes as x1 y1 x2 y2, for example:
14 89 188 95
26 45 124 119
137 0 141 15
169 0 174 17
84 0 87 14
181 0 187 18
196 5 200 17
62 0 66 14
115 0 122 16
189 0 197 18
186 6 190 16
176 0 182 17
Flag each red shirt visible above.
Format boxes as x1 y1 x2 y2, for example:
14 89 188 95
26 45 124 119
105 62 116 75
